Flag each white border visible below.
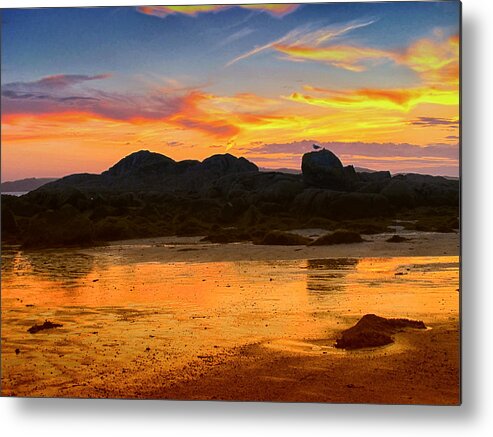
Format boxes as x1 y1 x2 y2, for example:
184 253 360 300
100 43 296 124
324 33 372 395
2 1 493 436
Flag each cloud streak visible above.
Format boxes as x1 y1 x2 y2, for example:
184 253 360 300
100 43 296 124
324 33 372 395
2 74 252 140
226 19 377 67
287 84 458 111
409 116 459 127
136 4 300 19
4 74 111 91
226 21 459 88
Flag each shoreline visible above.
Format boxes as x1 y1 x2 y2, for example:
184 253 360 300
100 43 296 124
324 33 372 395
84 230 460 263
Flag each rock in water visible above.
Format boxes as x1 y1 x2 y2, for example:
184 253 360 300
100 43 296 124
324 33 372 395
334 314 426 349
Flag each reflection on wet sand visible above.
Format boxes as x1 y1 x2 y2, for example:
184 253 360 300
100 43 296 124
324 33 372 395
2 246 96 287
1 244 459 398
306 258 358 293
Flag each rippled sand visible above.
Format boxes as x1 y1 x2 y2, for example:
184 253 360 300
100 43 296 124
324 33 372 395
1 232 459 402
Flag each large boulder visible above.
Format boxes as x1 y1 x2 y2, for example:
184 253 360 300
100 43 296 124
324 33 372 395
103 150 176 177
302 149 351 189
200 153 258 175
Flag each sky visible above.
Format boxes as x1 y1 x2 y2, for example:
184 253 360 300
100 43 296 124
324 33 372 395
1 2 460 181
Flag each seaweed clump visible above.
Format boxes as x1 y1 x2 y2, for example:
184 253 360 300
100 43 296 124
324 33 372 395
335 314 426 350
27 320 63 334
309 230 364 246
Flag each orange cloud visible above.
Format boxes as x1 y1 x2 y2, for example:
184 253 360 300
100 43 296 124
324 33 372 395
239 4 300 17
165 91 241 138
395 33 459 85
136 4 300 19
274 44 393 72
136 5 226 17
276 32 459 82
289 84 458 111
283 32 459 118
232 21 459 88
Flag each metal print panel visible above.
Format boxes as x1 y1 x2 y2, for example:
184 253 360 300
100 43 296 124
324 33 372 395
1 2 461 404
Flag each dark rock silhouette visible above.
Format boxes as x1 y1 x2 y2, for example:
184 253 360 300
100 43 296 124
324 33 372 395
335 314 426 349
104 150 176 177
23 204 94 248
1 148 459 248
302 149 344 188
1 206 18 234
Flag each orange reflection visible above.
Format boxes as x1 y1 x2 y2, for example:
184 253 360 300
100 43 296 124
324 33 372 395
2 246 458 397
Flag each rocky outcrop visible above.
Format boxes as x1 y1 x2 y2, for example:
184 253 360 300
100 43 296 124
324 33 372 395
104 150 176 177
35 150 259 195
1 148 460 248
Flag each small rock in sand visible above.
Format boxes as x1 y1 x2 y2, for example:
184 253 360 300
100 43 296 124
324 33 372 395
335 314 426 350
386 235 410 243
27 320 63 334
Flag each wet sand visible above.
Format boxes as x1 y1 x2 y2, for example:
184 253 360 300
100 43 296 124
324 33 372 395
143 321 459 404
1 230 460 403
97 229 459 263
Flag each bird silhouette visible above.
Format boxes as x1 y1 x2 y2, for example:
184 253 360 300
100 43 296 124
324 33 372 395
312 144 321 150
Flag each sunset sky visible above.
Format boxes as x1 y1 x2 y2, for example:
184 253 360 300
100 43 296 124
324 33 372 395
1 2 460 181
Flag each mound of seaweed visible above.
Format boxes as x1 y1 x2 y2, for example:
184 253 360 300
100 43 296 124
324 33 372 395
309 230 364 246
334 314 426 350
386 235 410 243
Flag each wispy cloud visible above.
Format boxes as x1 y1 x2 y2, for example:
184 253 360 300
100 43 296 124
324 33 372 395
216 27 255 47
1 74 111 112
136 4 300 19
5 74 111 91
287 83 458 112
226 19 377 67
280 31 459 118
409 116 459 127
227 22 459 88
1 73 255 140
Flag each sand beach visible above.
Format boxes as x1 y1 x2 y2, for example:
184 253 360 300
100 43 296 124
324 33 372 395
1 230 460 404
